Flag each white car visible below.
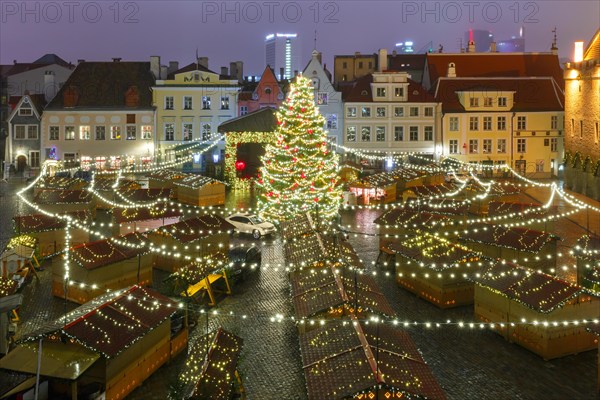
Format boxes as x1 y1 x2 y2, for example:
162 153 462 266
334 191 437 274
225 213 277 239
444 172 474 184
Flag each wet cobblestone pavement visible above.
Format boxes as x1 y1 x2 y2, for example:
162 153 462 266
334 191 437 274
1 178 599 399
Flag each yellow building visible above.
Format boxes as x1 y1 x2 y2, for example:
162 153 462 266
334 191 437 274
152 58 240 168
434 77 564 178
564 29 600 200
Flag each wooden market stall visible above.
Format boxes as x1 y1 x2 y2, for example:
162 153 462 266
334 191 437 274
487 201 556 231
112 202 182 236
91 176 141 209
33 175 87 197
459 224 560 274
147 169 186 198
402 183 459 203
13 210 90 257
179 328 244 400
0 286 188 400
174 174 225 207
299 318 446 400
0 235 39 286
33 189 96 219
572 235 600 291
384 234 480 308
52 232 152 304
170 252 231 306
473 260 599 360
146 215 234 272
348 168 431 205
466 181 523 215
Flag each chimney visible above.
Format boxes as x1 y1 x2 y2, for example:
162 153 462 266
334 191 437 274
490 42 497 52
294 70 298 77
112 57 122 62
460 47 465 53
44 71 56 102
160 65 168 80
378 48 388 72
168 61 179 75
251 76 256 83
354 51 361 56
279 67 284 81
13 59 17 64
197 57 208 69
150 56 161 80
447 62 456 78
467 41 476 53
77 59 85 64
392 50 397 56
230 61 243 82
220 66 228 76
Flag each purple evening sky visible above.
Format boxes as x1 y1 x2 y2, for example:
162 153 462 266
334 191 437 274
1 1 598 75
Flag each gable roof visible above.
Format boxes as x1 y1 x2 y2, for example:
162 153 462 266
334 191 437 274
434 77 564 113
341 73 435 103
69 232 149 270
154 215 234 243
7 94 47 121
33 54 72 68
33 189 93 204
13 210 91 233
425 52 564 89
46 61 155 110
583 28 600 61
459 224 559 253
217 107 278 133
113 203 182 224
166 62 217 79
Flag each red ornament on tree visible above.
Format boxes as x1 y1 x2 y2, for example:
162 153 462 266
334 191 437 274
308 129 313 134
314 197 319 202
235 160 246 171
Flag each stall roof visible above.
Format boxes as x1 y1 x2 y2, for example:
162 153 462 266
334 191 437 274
467 181 522 197
572 235 600 260
407 183 457 198
113 203 182 224
280 213 316 240
487 201 549 218
300 320 446 400
156 215 234 243
0 277 18 297
91 177 139 191
459 224 560 253
20 285 178 359
33 189 93 205
0 370 35 399
350 168 429 188
116 188 172 202
70 232 149 270
35 176 86 190
217 107 277 133
146 169 186 181
404 198 470 215
374 207 452 228
13 210 91 233
174 175 220 189
385 234 479 269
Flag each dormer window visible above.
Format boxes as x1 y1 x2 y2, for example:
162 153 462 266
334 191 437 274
361 90 368 96
394 87 404 97
498 97 507 107
470 97 479 107
317 92 328 105
18 107 32 116
376 87 386 97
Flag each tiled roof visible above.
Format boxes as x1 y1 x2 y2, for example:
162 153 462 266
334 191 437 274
156 215 234 243
20 286 178 358
434 77 564 113
342 74 435 103
487 201 549 218
13 210 91 233
404 198 470 215
33 189 93 204
217 107 278 133
407 183 457 197
280 213 316 240
113 203 182 224
70 232 149 270
116 188 172 202
146 169 186 181
36 176 86 190
386 234 478 269
9 93 47 114
32 53 72 67
166 62 216 79
374 208 452 228
425 52 565 87
459 224 559 253
91 177 138 191
46 61 155 109
300 320 446 400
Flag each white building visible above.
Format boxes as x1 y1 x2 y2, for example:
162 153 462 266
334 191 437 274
265 33 301 80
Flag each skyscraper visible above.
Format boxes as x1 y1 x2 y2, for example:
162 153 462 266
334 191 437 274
265 33 300 80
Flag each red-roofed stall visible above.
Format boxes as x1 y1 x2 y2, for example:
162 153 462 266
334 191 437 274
33 189 96 219
111 203 182 236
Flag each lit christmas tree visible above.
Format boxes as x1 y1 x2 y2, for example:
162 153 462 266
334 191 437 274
257 74 341 223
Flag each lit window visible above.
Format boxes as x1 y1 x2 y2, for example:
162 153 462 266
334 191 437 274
202 96 211 110
376 87 386 97
346 126 356 142
141 126 152 140
347 107 357 117
361 126 371 141
110 126 121 140
449 117 459 131
376 126 385 141
65 126 75 140
221 96 229 110
79 126 90 140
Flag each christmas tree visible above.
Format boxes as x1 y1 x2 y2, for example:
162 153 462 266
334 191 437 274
256 74 341 223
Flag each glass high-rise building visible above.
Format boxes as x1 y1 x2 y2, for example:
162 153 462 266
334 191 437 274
265 33 300 80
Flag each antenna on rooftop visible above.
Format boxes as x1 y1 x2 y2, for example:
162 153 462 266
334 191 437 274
314 29 317 51
551 27 558 50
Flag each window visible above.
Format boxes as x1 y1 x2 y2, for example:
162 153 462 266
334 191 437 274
517 138 526 153
326 114 338 130
409 126 418 141
394 126 404 141
165 96 174 110
483 139 492 153
346 126 356 142
95 126 105 140
394 107 404 117
19 108 32 116
342 61 347 68
394 87 403 97
141 126 152 140
164 123 174 141
470 97 479 107
517 116 527 130
240 106 248 116
317 92 328 105
424 107 433 117
550 138 558 152
469 139 478 153
26 125 38 139
497 116 506 130
449 117 459 131
110 126 121 140
220 96 229 110
79 126 90 140
64 153 76 162
202 123 211 140
126 125 136 140
484 97 493 107
409 107 419 117
29 151 40 168
14 126 25 139
65 126 75 140
368 61 372 69
498 97 507 107
49 126 59 140
126 114 135 124
449 139 458 154
551 116 558 130
361 126 371 141
424 126 433 141
183 123 193 141
361 107 371 117
497 139 507 153
347 107 357 117
376 126 385 141
376 107 386 117
469 117 478 131
183 96 193 110
483 116 492 131
202 96 211 109
376 87 386 97
358 61 363 68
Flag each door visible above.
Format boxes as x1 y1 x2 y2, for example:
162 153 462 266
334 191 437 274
16 155 27 172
